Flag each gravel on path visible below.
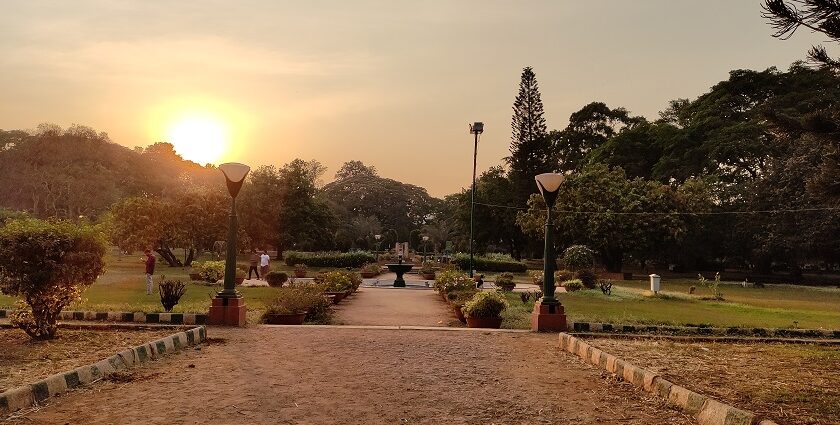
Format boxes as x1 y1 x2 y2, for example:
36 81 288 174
9 327 691 424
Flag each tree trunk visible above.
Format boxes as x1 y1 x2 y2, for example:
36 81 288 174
155 245 183 267
184 248 195 267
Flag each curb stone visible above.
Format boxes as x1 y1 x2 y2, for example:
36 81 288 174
0 326 206 416
0 309 208 325
559 332 781 425
569 320 838 339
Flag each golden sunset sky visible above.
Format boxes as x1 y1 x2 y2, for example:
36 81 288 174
0 1 825 196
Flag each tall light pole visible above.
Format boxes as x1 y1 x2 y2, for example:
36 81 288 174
422 235 429 262
209 162 250 326
374 234 382 261
468 122 483 278
531 172 568 332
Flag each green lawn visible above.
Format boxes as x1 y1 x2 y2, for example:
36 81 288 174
499 278 840 330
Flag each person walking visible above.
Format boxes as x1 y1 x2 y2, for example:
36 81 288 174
259 250 270 279
248 249 261 280
141 249 156 295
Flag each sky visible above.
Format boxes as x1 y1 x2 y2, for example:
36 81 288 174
0 0 829 197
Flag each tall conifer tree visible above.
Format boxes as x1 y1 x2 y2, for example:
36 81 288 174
507 66 555 203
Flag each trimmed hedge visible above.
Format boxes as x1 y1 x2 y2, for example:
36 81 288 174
451 253 527 273
283 251 376 268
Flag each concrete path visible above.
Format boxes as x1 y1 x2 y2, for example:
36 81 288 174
334 287 456 327
8 327 691 424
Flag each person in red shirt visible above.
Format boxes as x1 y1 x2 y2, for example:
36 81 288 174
142 249 156 295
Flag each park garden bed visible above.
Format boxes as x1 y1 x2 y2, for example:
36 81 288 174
585 337 840 425
0 328 177 393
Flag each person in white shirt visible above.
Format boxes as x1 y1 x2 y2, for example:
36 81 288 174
259 251 270 280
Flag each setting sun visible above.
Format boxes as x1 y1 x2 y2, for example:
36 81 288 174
167 116 228 165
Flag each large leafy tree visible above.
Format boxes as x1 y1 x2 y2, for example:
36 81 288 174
552 102 641 173
276 159 337 253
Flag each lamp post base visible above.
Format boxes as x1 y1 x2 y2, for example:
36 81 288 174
208 295 247 327
530 299 567 332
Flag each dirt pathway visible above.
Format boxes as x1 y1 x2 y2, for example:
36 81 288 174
8 327 691 425
334 287 454 327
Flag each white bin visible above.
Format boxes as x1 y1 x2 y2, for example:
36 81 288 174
649 274 661 294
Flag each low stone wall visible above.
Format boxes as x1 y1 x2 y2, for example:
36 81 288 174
558 333 778 425
0 309 207 325
0 326 206 415
569 321 839 339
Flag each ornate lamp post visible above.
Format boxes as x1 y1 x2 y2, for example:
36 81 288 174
374 234 382 260
422 235 429 262
531 172 568 332
209 162 250 326
468 122 483 277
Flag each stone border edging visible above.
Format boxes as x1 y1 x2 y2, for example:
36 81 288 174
558 333 779 425
0 326 206 416
570 321 838 339
0 309 208 325
571 331 840 346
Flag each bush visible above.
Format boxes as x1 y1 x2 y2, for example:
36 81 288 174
561 279 583 291
331 269 362 292
263 285 325 316
320 271 354 292
433 269 474 294
576 269 597 289
495 272 515 290
528 270 574 287
446 288 479 307
450 253 527 272
284 251 376 268
420 261 435 274
0 219 106 339
462 291 508 318
562 245 595 271
196 261 225 282
158 277 186 312
265 271 289 287
528 270 544 286
360 263 381 275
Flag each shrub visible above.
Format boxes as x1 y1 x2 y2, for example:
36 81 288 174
196 261 225 282
331 269 362 292
562 245 595 271
555 269 575 282
451 253 527 272
575 269 597 289
265 271 289 287
698 272 724 300
360 263 381 275
0 219 106 339
495 272 515 290
528 270 544 286
528 270 573 286
434 269 474 294
446 288 479 307
461 291 508 318
561 279 583 291
235 268 246 279
158 277 187 312
284 251 376 268
420 261 435 274
263 285 325 316
320 271 354 292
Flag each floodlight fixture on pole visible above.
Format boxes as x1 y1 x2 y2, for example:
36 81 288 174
468 122 484 278
535 172 564 304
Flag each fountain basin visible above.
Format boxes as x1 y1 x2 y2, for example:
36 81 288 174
385 263 414 287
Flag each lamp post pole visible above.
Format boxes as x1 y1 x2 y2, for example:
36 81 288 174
422 236 429 262
209 162 250 327
468 122 484 278
531 172 567 331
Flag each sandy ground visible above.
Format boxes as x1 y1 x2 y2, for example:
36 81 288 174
7 327 691 424
334 287 457 327
588 338 840 425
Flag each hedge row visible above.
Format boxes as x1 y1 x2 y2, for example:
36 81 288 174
283 251 376 268
451 253 528 272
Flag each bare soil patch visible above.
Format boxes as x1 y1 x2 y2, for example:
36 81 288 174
10 327 692 424
587 338 840 425
0 328 178 393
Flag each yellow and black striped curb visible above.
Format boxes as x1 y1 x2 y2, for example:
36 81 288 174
0 309 207 325
570 321 839 339
558 333 779 425
0 326 206 416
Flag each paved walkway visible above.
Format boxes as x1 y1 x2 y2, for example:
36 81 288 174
334 287 456 327
9 327 691 424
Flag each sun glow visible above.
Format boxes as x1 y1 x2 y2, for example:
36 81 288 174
166 115 229 165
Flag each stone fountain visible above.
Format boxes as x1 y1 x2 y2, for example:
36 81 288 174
385 255 413 287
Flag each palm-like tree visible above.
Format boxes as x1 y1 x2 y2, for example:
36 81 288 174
421 220 459 253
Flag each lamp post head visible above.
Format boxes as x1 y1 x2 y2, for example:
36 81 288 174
375 234 382 241
469 122 484 135
535 173 564 207
219 162 250 198
422 236 429 242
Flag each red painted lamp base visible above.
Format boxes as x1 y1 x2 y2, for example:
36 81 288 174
208 296 247 327
530 299 567 332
